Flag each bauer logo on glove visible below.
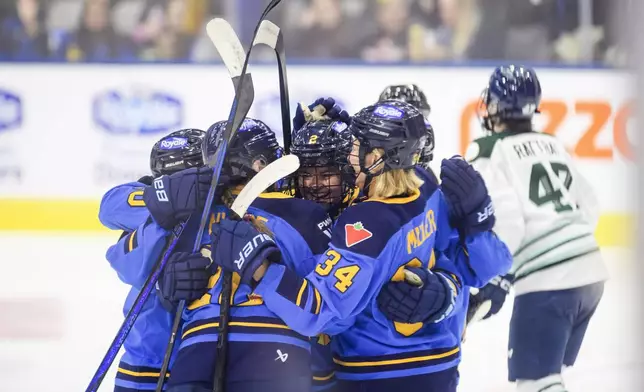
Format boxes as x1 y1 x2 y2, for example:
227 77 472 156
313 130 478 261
477 202 495 223
234 233 275 269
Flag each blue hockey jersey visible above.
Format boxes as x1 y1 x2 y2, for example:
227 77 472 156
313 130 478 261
167 193 333 387
254 179 476 382
100 182 226 391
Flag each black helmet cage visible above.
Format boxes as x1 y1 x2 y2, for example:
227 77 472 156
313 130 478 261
290 120 356 215
419 121 435 169
150 128 206 177
350 101 425 184
379 84 431 118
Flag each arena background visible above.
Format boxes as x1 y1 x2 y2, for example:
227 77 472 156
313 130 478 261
0 0 638 391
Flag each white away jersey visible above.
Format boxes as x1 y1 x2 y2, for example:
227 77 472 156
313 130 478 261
465 130 608 295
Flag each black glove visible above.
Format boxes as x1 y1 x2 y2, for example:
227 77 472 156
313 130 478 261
377 267 455 324
158 251 213 305
440 156 495 235
137 175 154 185
467 273 514 323
142 167 213 229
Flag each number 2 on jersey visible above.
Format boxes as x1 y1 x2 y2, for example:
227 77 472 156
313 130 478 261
528 162 573 212
315 249 361 293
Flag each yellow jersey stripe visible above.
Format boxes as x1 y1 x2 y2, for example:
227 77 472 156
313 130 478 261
333 347 460 367
117 367 169 378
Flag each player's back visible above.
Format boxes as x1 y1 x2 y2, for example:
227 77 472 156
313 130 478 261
468 130 607 294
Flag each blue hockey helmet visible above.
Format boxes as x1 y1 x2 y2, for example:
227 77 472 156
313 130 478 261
349 100 425 175
150 128 206 177
203 118 282 184
291 119 355 213
480 65 542 131
378 84 435 168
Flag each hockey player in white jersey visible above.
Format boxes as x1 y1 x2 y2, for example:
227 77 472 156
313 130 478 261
465 65 608 392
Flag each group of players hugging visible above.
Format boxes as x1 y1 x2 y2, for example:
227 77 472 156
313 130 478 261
98 65 608 392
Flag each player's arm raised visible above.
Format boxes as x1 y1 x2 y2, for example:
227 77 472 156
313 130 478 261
438 155 514 287
467 140 526 256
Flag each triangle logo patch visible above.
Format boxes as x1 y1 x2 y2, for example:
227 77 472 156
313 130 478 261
345 222 373 247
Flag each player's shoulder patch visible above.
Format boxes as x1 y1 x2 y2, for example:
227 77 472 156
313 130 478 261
332 202 402 258
468 131 514 162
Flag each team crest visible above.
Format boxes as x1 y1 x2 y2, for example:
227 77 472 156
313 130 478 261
345 222 373 247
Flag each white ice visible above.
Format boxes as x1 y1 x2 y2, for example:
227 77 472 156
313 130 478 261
0 234 640 391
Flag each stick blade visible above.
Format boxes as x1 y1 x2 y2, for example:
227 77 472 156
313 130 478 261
206 18 246 78
253 20 281 49
231 155 300 216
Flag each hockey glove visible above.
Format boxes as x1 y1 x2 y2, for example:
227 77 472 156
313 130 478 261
377 267 457 324
293 97 350 131
158 251 213 305
142 167 213 230
440 156 495 236
210 218 282 286
467 273 514 323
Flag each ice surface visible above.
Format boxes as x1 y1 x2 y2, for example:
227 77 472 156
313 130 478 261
0 234 639 391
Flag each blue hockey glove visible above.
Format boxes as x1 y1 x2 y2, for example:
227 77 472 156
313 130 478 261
211 218 282 286
377 267 456 324
158 251 213 305
467 273 514 323
440 156 495 235
293 97 351 131
142 167 213 230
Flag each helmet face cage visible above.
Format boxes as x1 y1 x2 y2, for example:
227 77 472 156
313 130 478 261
418 122 435 169
291 120 356 215
150 128 206 177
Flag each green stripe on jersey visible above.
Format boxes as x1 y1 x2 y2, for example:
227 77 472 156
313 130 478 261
511 224 599 279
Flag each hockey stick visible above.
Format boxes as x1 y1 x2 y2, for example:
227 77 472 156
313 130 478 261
154 18 248 392
208 2 285 391
230 155 299 216
253 20 292 153
465 287 492 326
85 16 259 392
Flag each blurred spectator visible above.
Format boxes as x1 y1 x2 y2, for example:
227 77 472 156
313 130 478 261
504 0 555 61
360 0 412 62
62 0 136 62
286 0 363 59
139 0 197 61
0 0 53 60
421 0 480 61
0 0 622 65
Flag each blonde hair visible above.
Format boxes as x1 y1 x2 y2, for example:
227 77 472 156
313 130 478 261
367 149 424 199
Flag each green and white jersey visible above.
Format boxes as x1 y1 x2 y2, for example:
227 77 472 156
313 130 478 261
466 130 608 296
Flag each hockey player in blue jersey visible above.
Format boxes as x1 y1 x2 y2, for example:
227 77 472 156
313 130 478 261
378 84 437 184
288 118 357 392
375 83 513 321
98 128 215 392
164 119 336 392
208 100 508 391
